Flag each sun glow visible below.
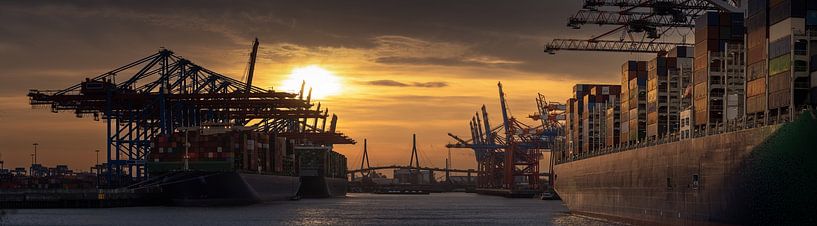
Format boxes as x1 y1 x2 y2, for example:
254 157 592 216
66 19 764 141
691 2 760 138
280 65 342 99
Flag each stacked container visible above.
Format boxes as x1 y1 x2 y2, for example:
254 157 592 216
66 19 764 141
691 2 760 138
692 12 745 128
581 85 621 152
565 84 616 154
604 99 621 148
811 1 817 107
148 130 239 173
746 0 815 122
647 46 694 139
768 0 812 116
567 84 592 154
294 146 347 178
669 47 696 132
565 98 577 155
621 61 647 143
746 0 770 119
327 151 347 179
647 54 670 139
147 128 303 175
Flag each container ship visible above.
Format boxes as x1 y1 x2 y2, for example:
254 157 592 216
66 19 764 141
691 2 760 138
550 2 817 225
25 38 355 206
145 124 349 205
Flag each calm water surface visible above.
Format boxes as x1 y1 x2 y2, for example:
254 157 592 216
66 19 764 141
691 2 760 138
3 193 624 225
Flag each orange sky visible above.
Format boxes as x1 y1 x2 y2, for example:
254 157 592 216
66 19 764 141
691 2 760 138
0 1 650 172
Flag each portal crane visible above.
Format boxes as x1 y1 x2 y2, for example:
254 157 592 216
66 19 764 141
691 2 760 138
447 82 558 195
28 43 354 186
546 0 740 54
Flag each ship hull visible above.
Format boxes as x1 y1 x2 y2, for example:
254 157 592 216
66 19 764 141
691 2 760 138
298 176 348 198
554 113 817 225
240 173 301 201
159 171 347 205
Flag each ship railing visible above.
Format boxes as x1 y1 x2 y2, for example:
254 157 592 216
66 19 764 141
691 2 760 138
556 109 816 164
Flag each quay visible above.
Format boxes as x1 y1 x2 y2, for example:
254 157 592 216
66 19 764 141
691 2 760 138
0 189 160 208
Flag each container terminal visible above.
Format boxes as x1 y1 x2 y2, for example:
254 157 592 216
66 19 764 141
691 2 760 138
14 38 355 207
352 82 564 198
4 1 817 224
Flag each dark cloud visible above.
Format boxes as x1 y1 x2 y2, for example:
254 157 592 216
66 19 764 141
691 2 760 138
366 80 448 88
367 80 409 87
374 57 472 67
0 0 636 82
0 0 640 169
412 82 448 88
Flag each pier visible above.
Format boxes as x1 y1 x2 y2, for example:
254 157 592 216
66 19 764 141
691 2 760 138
0 189 160 209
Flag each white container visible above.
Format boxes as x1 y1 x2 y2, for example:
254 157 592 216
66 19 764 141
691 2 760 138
769 18 805 42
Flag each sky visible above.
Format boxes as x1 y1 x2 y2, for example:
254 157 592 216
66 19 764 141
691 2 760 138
0 0 653 172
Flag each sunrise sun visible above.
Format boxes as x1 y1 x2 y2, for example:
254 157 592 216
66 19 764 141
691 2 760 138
280 65 342 99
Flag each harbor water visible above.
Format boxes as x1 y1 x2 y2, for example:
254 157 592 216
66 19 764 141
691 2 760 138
2 193 624 225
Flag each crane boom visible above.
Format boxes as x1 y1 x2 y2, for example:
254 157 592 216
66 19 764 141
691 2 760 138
568 9 692 29
545 39 687 53
497 82 512 145
245 38 259 94
582 0 719 11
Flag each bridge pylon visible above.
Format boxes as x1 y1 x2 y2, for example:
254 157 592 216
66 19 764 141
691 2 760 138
359 139 372 179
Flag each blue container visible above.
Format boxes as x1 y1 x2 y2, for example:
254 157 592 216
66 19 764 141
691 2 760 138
807 10 817 25
812 88 817 105
769 36 792 58
770 0 807 24
731 13 745 22
810 55 817 71
719 40 728 51
719 27 732 40
749 0 768 16
731 26 745 40
707 12 720 26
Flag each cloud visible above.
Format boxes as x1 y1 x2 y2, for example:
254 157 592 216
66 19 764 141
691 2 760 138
373 56 471 67
366 80 448 88
412 82 448 88
369 35 524 68
0 0 627 170
367 80 409 87
258 34 527 70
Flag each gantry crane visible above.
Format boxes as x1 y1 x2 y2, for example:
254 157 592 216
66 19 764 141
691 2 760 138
446 82 561 196
545 39 687 53
528 94 566 188
546 0 743 54
27 40 354 186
